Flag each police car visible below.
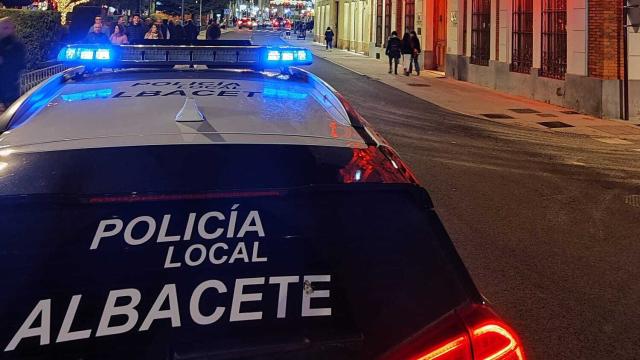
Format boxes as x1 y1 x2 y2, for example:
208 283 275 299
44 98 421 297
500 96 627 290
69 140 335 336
0 43 525 360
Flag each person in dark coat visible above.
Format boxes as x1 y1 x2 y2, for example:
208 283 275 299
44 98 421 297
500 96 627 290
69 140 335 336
184 20 199 40
400 32 412 76
408 30 421 75
84 23 110 44
0 17 26 109
324 27 334 50
206 21 221 40
160 19 170 39
385 31 402 75
126 14 146 44
168 20 181 40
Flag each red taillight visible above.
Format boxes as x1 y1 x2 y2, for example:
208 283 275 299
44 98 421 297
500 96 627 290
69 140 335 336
414 336 470 360
381 304 525 360
459 305 525 360
339 146 418 184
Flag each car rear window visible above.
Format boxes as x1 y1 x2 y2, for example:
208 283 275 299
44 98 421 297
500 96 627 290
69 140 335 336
0 145 473 359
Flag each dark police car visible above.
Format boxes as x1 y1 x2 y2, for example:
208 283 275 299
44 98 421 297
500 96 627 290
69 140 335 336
0 43 525 360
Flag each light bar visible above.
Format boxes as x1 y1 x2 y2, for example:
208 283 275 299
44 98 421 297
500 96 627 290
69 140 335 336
57 44 313 70
263 47 313 66
58 46 112 62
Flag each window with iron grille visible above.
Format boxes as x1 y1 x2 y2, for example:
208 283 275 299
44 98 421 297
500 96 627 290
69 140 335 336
405 0 415 32
471 0 491 65
384 0 391 43
540 0 566 79
396 0 403 34
463 0 468 54
376 0 383 46
510 0 533 73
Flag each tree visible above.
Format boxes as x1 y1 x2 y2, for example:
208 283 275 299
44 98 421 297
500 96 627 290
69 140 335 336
55 0 91 23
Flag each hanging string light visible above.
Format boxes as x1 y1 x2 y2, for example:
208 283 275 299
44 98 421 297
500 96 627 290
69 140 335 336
54 0 90 24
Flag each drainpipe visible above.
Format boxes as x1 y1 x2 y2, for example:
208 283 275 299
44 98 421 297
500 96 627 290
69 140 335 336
623 0 629 120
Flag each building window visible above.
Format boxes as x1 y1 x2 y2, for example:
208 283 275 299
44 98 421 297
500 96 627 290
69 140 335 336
376 0 383 46
471 0 490 65
510 0 533 73
385 0 391 43
540 0 567 79
463 0 468 54
396 0 403 34
405 0 415 32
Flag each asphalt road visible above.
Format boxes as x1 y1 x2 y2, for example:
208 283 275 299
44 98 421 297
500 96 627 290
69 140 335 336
226 29 640 360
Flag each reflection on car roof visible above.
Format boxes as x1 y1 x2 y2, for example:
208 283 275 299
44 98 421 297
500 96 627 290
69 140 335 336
1 71 365 153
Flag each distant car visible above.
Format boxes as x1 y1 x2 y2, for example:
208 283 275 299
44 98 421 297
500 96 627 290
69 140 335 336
0 43 526 360
237 17 253 30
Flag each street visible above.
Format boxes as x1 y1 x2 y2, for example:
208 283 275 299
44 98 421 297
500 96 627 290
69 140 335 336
225 29 640 360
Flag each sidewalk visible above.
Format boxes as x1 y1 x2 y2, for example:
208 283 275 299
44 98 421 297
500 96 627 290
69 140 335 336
286 36 640 145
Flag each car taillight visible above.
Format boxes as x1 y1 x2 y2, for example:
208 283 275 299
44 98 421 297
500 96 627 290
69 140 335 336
380 304 525 360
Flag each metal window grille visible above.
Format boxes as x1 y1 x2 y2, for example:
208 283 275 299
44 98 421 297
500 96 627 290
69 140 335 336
510 0 533 73
471 0 491 65
376 0 383 46
396 0 403 34
405 0 415 32
540 0 567 79
384 0 392 42
463 0 468 54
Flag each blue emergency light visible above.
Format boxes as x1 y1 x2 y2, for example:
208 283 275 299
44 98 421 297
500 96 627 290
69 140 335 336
58 45 113 62
263 47 312 66
57 44 313 71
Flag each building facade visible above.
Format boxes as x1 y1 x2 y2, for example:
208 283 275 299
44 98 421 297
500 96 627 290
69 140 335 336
316 0 639 120
313 0 375 54
444 0 640 120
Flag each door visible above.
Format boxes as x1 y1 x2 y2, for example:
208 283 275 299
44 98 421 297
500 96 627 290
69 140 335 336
433 0 447 71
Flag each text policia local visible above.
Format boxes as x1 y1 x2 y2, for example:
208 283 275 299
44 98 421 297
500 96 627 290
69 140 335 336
5 207 332 352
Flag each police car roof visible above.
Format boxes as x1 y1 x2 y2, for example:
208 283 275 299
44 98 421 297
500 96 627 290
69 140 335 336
1 69 366 153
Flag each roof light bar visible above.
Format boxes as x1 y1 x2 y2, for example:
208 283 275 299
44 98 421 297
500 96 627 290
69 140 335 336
57 44 313 70
58 46 113 63
263 47 313 66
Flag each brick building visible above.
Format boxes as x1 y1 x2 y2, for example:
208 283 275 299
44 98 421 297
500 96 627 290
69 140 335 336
317 0 639 120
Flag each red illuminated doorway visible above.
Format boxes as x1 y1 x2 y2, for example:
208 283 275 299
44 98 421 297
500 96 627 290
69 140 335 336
433 0 447 71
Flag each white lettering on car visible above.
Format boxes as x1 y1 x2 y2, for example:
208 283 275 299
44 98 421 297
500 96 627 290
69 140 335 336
5 276 332 351
56 295 91 343
302 275 332 317
230 277 265 322
139 284 181 331
96 288 141 337
5 299 51 351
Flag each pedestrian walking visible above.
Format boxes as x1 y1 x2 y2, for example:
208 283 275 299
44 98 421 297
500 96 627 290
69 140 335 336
324 27 334 51
0 17 26 109
126 14 146 44
206 20 221 40
84 23 110 43
408 30 421 75
385 31 402 75
109 24 129 45
400 32 412 76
